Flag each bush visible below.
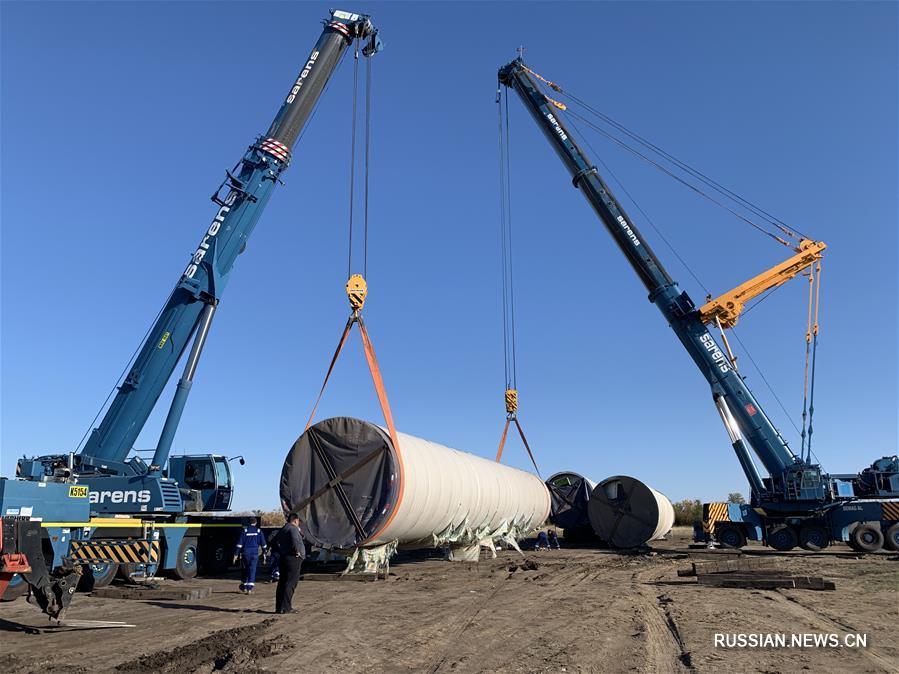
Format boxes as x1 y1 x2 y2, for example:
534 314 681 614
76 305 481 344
671 498 703 526
229 509 286 527
257 510 286 527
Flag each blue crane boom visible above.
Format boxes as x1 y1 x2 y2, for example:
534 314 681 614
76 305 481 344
79 12 379 473
497 58 831 507
16 10 381 515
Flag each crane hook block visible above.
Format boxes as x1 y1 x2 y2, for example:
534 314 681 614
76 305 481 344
346 274 368 311
505 388 519 415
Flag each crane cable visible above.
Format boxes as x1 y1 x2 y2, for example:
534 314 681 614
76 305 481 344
800 259 823 462
303 43 405 532
524 64 827 455
495 86 541 478
521 64 804 250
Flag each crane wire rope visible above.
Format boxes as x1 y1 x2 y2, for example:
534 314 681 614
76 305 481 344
363 53 372 279
497 88 511 391
565 114 712 298
805 262 822 460
522 64 808 241
799 260 823 462
568 111 804 446
549 78 813 449
347 42 360 278
303 40 404 529
74 290 175 454
345 44 373 280
560 91 808 241
494 85 540 477
76 44 359 458
505 92 519 391
564 107 794 248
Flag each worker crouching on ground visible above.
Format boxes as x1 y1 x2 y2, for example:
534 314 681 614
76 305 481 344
273 512 306 614
234 516 267 594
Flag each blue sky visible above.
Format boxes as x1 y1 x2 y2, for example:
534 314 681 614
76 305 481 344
2 2 896 511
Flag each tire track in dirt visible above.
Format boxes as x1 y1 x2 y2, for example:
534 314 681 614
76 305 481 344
632 567 694 672
425 556 635 672
769 591 896 672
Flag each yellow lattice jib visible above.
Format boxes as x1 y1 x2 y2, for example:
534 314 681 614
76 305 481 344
699 239 826 329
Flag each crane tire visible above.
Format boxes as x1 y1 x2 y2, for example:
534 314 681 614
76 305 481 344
883 523 899 552
850 524 883 553
199 539 230 575
77 562 119 591
798 524 830 551
716 524 746 549
767 525 798 551
172 537 199 580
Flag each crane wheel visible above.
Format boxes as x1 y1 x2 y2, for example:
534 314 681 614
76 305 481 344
885 523 899 552
850 524 883 553
798 524 830 551
172 537 199 580
199 540 230 575
767 525 798 551
77 562 118 591
715 524 746 549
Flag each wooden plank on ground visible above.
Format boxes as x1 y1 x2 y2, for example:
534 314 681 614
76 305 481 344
300 572 383 582
678 558 780 577
91 585 212 601
696 574 835 590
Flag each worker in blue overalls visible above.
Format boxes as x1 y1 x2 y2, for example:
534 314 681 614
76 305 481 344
233 516 267 595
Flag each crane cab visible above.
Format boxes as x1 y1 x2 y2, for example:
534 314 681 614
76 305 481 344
167 455 235 512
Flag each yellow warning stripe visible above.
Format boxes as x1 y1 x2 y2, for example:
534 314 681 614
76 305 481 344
703 502 731 533
69 540 160 565
882 502 899 522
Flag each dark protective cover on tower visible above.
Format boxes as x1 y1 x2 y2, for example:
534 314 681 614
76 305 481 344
279 417 399 550
546 472 596 541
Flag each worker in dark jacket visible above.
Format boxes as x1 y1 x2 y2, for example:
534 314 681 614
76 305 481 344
548 530 561 550
274 512 305 614
268 528 281 582
233 516 267 594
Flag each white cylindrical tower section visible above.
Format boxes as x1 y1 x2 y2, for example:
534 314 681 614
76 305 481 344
587 475 675 548
280 417 551 551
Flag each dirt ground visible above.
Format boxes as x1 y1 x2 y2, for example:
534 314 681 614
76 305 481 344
1 528 896 673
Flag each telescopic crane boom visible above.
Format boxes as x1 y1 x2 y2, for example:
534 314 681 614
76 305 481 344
497 58 827 507
3 11 382 619
16 10 381 516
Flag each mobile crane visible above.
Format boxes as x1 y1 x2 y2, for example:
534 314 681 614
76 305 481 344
0 9 381 617
497 58 899 552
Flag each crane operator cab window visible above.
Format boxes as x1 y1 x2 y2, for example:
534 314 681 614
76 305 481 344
183 460 216 491
213 457 231 490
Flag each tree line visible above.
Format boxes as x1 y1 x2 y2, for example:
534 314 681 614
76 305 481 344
672 493 744 525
